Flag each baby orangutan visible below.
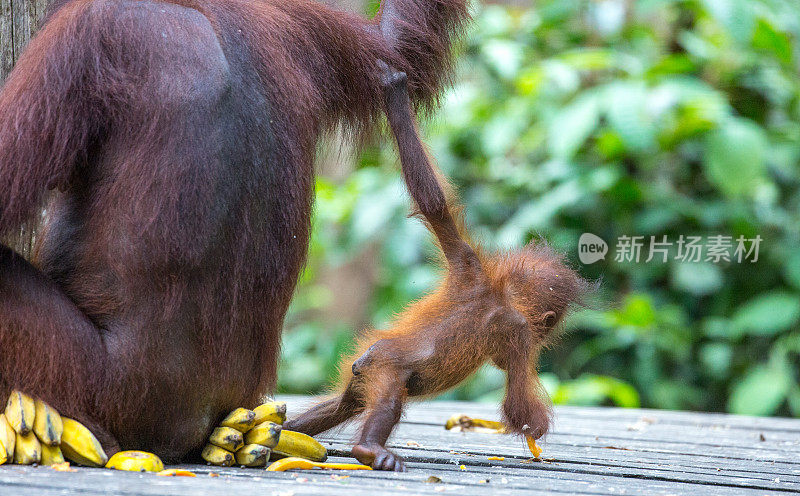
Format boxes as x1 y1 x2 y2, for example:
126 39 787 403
283 66 589 471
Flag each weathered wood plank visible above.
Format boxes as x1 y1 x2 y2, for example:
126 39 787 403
1 0 47 82
0 461 792 496
2 398 800 495
314 421 800 481
10 0 44 62
312 433 800 491
407 400 800 433
0 0 13 80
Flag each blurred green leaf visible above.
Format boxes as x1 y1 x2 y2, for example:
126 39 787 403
548 93 600 158
611 294 657 328
672 262 724 296
481 39 524 80
604 82 656 152
732 292 800 336
703 118 767 198
552 375 640 407
700 343 733 377
702 0 755 41
729 364 791 416
785 251 800 290
752 18 793 66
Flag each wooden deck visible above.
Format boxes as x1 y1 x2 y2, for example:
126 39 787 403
2 395 799 495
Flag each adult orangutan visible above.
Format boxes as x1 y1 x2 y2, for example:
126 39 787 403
0 0 469 461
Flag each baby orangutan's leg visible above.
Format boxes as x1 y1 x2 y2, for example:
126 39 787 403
283 378 364 436
351 367 410 471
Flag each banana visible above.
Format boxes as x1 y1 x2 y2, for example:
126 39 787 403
526 436 542 458
0 414 14 461
106 450 164 472
266 456 371 472
234 443 270 467
244 421 281 449
13 431 41 465
220 408 256 433
444 414 506 433
0 437 7 465
40 445 66 465
201 444 234 466
51 461 76 472
60 417 108 467
271 430 327 462
252 401 286 425
208 426 244 452
5 391 36 435
444 413 465 430
157 469 197 477
33 399 63 446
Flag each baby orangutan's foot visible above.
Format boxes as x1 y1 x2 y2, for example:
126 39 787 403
351 443 406 471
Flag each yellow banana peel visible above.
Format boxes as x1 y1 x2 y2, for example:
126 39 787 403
106 450 165 472
234 443 269 467
272 430 327 462
244 421 281 449
444 414 506 433
50 462 76 472
13 431 41 465
40 444 66 465
5 391 36 435
208 426 244 452
50 462 77 472
201 444 234 466
33 399 63 446
445 414 544 458
60 417 108 467
267 456 371 472
220 408 256 433
526 436 542 458
157 468 197 477
252 401 286 425
0 414 14 458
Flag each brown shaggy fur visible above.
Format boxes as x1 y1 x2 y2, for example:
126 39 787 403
0 0 470 460
283 68 589 471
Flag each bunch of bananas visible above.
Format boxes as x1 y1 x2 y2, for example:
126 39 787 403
201 401 327 468
0 390 108 467
0 392 330 472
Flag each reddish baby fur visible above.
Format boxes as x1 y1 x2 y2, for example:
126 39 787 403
286 233 588 471
284 68 590 471
0 0 469 460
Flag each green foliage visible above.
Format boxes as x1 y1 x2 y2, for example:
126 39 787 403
280 0 800 416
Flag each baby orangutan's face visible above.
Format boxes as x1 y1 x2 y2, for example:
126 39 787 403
507 249 584 333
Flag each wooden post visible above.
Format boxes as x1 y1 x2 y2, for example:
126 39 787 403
0 0 48 82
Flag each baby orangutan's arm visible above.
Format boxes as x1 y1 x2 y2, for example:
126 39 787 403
492 310 553 440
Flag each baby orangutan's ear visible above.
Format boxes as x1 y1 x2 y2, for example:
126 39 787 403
541 311 557 328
